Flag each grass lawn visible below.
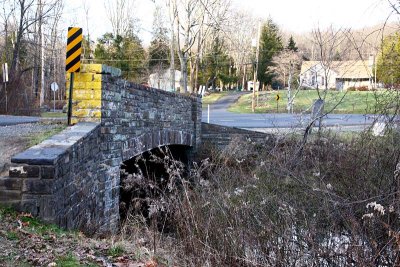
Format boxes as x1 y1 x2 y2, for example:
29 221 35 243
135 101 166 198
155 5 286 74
41 112 67 118
202 91 230 106
27 125 67 147
228 90 399 114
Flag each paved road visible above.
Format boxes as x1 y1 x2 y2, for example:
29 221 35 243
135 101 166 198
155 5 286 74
202 92 379 129
0 115 41 126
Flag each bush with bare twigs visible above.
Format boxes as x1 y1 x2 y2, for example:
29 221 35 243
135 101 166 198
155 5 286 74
120 129 400 266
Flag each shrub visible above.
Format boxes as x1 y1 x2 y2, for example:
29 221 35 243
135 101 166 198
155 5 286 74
121 131 400 266
356 86 369 91
347 86 369 91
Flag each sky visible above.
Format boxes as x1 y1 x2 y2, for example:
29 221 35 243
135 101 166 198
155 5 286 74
64 0 397 46
233 0 394 33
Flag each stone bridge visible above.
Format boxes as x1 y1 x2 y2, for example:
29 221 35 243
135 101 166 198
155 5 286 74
0 64 201 234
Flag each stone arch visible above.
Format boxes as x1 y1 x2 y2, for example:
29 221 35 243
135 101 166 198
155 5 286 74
121 129 194 162
119 142 193 226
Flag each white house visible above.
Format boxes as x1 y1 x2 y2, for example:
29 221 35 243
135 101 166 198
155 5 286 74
149 68 182 92
300 56 375 90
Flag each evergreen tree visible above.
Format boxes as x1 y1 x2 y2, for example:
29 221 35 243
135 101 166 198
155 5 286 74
287 36 298 52
333 50 341 61
376 33 400 85
200 37 236 90
94 32 146 81
257 19 284 88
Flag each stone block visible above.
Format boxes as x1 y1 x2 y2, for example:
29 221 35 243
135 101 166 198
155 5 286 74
0 177 22 190
74 99 101 109
39 196 56 219
73 88 102 101
75 73 102 83
41 166 56 179
9 165 40 178
72 108 101 119
0 190 21 201
22 179 54 194
20 199 39 216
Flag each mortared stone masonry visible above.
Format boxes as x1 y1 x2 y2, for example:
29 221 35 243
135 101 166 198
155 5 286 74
0 64 202 234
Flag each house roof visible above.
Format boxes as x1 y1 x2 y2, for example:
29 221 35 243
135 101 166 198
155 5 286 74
301 60 373 79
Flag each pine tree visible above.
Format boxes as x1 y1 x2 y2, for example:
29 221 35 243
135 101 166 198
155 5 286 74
200 37 236 90
94 32 146 81
257 19 283 88
287 36 298 52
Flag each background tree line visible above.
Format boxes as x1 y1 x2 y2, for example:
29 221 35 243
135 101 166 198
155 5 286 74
0 0 399 114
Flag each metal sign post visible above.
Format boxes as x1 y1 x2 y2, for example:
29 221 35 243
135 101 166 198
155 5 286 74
276 93 280 113
51 82 59 112
2 63 8 114
67 73 74 125
65 27 83 125
207 104 210 123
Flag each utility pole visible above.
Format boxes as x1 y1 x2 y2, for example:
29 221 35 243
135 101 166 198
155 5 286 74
252 21 261 113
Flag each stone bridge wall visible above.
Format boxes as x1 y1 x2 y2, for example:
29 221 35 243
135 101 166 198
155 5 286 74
4 65 201 234
8 123 109 233
201 123 274 149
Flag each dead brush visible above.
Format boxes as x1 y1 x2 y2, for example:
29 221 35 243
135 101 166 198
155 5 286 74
118 129 400 266
173 130 400 266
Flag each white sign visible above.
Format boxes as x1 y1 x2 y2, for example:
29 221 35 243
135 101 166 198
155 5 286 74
2 63 8 83
372 122 386 137
51 82 59 92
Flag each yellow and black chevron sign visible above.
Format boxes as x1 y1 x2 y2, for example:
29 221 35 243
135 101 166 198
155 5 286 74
66 27 83 73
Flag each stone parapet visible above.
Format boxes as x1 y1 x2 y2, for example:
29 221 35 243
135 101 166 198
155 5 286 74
9 123 118 233
201 123 274 149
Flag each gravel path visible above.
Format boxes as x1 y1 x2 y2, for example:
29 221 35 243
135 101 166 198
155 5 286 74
0 123 62 176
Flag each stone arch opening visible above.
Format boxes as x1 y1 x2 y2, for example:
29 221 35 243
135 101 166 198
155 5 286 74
119 145 192 231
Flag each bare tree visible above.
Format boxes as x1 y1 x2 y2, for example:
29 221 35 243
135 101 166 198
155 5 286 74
104 0 138 37
310 26 353 95
226 10 257 91
189 0 231 93
167 0 230 93
0 0 64 113
271 49 302 113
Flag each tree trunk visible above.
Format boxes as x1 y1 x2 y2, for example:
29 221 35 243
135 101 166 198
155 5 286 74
194 56 199 93
189 55 195 93
11 5 26 79
169 10 175 91
179 52 188 93
242 65 246 90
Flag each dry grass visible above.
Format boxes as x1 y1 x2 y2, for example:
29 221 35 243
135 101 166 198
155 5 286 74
121 125 400 266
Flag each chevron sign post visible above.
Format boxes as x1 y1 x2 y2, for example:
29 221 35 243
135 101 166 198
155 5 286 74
66 27 83 125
